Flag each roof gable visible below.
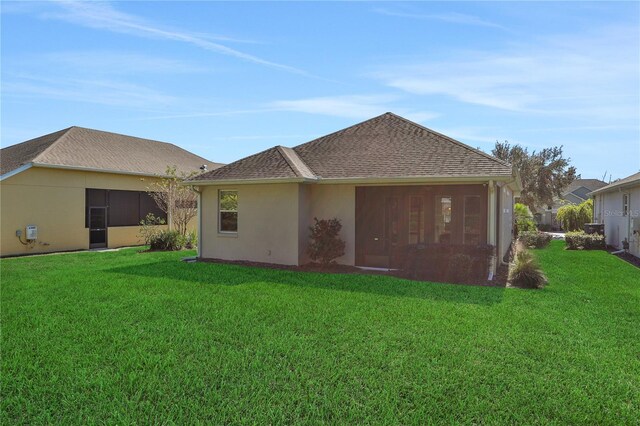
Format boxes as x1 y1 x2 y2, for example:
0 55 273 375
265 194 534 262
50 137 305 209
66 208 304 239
194 112 513 183
1 126 221 177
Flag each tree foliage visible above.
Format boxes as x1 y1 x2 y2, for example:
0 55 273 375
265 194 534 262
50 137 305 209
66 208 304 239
492 141 578 209
147 166 199 236
556 199 593 231
514 203 537 236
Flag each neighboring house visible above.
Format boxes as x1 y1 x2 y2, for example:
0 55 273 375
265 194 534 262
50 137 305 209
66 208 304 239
0 126 221 257
190 113 521 277
591 172 640 258
534 179 607 229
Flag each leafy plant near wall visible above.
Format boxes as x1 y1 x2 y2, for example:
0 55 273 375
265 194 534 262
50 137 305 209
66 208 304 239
138 213 166 246
307 218 346 265
556 199 593 231
514 203 537 236
508 243 547 289
147 166 200 237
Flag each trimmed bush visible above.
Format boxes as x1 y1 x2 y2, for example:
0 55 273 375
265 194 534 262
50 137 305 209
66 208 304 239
149 230 185 251
447 253 473 284
518 231 552 249
403 244 495 283
307 218 346 265
508 247 547 289
565 231 605 250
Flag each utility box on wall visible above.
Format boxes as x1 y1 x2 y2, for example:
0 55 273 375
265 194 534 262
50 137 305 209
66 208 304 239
26 225 38 240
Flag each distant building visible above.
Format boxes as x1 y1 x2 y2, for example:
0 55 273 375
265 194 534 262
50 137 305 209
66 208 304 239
1 127 221 256
534 179 607 230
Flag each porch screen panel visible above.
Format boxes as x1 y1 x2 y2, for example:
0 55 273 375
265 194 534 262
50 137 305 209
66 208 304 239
463 195 481 245
108 190 140 226
435 196 452 243
409 196 424 244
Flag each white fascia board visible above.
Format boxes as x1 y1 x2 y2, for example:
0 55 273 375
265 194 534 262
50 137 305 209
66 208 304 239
0 163 33 181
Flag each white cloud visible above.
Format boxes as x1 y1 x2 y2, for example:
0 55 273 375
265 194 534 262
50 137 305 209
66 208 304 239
372 26 639 121
374 7 506 30
2 75 177 109
269 94 439 121
42 1 310 76
40 51 206 74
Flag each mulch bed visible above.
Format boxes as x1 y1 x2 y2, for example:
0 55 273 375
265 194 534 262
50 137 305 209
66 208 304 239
610 251 640 269
197 257 507 287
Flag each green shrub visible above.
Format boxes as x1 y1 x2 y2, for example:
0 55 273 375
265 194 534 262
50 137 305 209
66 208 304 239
447 253 473 284
565 231 605 250
514 203 537 236
508 248 547 289
307 217 346 265
149 230 185 251
518 231 552 249
557 199 593 231
184 230 198 249
138 213 166 246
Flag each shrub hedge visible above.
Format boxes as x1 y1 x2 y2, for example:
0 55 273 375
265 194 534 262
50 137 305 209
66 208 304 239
565 231 605 250
518 231 552 249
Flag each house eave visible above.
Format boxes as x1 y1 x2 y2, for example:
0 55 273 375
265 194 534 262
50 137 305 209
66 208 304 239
29 162 171 178
589 179 640 196
0 163 33 181
188 174 515 186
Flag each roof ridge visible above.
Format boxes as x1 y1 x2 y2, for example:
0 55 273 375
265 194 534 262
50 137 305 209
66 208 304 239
293 112 391 150
386 112 513 169
31 127 75 163
276 145 316 179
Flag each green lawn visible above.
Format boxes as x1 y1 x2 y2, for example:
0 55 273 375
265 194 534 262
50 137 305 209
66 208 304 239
2 241 639 424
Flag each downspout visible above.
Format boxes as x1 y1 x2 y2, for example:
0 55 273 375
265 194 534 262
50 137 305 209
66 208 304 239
193 186 202 259
487 180 497 280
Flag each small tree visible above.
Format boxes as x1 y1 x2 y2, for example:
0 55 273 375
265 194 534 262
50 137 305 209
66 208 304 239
514 203 537 236
556 199 593 231
147 166 199 236
307 217 346 265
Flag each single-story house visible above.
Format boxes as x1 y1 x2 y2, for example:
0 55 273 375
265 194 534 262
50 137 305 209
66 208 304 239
190 113 521 277
591 171 640 257
534 178 607 230
1 126 221 257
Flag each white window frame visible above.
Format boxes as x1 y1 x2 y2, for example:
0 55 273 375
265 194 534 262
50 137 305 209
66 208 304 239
218 189 238 234
623 193 629 217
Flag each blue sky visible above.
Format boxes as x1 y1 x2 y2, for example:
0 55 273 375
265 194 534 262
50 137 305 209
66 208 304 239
2 1 639 179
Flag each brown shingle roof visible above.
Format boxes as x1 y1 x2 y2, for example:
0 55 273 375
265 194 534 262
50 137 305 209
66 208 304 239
192 112 512 182
1 126 221 177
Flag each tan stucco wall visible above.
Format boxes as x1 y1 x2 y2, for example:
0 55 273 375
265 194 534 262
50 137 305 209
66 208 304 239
199 183 301 265
0 167 168 256
305 184 356 265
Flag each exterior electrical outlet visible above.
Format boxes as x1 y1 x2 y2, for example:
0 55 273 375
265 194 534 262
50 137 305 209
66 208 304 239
26 225 37 240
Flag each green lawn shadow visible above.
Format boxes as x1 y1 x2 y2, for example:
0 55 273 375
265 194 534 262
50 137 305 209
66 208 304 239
108 259 505 306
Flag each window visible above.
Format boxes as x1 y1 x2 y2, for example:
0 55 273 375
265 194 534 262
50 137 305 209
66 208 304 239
463 195 481 245
409 196 424 244
219 190 238 232
435 196 452 243
623 194 629 216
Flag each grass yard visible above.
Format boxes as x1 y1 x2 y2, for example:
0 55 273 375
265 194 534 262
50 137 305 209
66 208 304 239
1 240 639 424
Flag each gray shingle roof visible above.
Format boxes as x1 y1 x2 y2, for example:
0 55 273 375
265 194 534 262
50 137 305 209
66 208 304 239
1 126 221 177
590 172 640 195
192 112 513 182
